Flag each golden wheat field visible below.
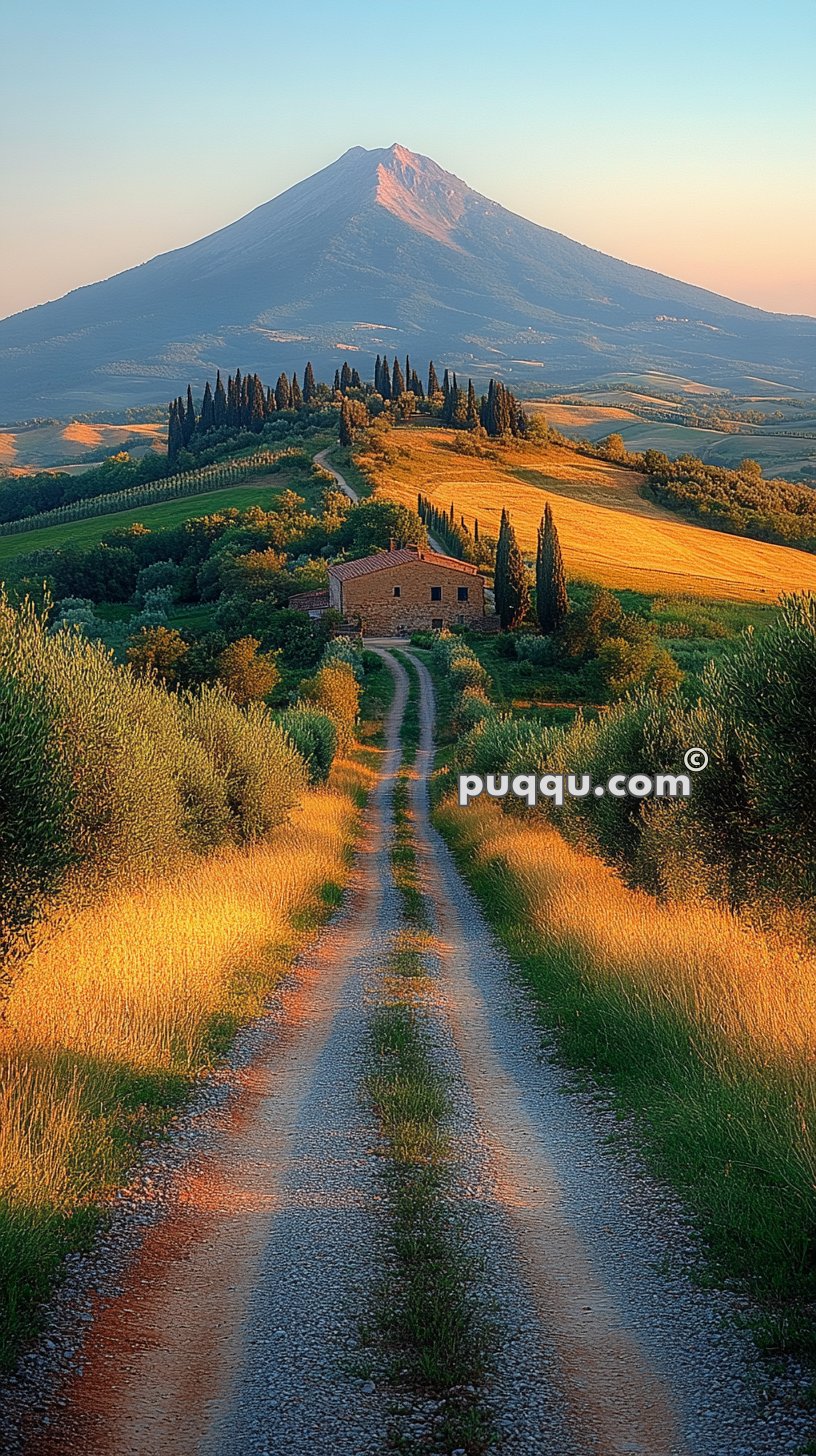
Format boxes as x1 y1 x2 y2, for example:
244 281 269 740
0 761 370 1212
364 426 816 602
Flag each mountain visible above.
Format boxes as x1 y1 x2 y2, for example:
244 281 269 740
2 143 815 419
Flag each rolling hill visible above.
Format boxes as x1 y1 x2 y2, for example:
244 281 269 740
2 145 815 419
365 426 816 603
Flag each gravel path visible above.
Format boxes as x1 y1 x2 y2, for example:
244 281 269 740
3 644 811 1456
401 647 813 1456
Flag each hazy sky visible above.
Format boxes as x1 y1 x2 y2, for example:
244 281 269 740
2 0 814 320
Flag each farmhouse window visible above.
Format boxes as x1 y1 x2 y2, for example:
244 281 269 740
457 586 469 602
393 586 401 597
432 617 443 630
430 586 442 601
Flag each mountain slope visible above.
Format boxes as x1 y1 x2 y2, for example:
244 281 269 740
2 143 815 417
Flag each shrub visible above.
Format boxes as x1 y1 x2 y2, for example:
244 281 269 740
448 652 490 694
182 686 307 843
273 708 338 783
451 686 494 736
0 670 76 972
301 660 360 751
458 713 551 778
134 560 182 604
0 599 187 890
217 636 280 705
126 626 189 685
515 633 558 667
320 636 365 682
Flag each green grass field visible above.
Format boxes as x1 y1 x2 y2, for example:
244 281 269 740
0 474 294 567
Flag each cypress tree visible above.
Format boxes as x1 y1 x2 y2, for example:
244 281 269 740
442 368 450 401
494 508 510 626
405 355 412 392
504 523 530 630
392 357 405 397
275 373 291 411
466 379 478 427
474 518 479 543
338 399 353 448
226 375 237 429
182 386 196 446
200 380 214 433
351 367 361 389
251 375 266 431
241 374 252 429
213 370 227 428
380 355 391 401
303 361 316 402
340 360 352 394
233 370 242 429
167 401 182 459
451 378 467 426
266 385 276 414
536 503 568 634
333 368 341 393
374 355 382 393
428 361 439 396
291 371 303 409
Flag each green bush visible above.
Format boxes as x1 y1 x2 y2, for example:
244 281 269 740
451 686 494 736
458 713 552 778
182 686 307 843
0 669 76 972
273 708 338 783
320 637 365 682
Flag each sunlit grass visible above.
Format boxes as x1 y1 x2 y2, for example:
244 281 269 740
0 759 369 1368
436 792 816 1313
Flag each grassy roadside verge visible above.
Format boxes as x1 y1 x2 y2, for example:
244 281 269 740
366 651 492 1453
0 725 384 1372
422 638 816 1355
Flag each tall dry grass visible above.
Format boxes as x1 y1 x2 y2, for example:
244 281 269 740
436 792 816 1311
0 766 369 1368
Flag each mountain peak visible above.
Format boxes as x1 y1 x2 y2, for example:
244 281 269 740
373 143 469 246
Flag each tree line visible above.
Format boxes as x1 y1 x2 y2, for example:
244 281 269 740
170 357 529 463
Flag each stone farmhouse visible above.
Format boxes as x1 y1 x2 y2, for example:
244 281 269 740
291 543 486 637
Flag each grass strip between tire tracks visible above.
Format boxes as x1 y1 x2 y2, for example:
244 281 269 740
366 651 493 1453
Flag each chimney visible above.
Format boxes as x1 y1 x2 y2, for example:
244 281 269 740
388 537 395 552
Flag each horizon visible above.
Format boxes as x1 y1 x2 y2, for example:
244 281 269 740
2 0 815 322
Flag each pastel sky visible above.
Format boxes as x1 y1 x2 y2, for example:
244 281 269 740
2 0 814 321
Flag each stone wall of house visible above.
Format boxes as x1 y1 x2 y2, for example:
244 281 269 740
337 559 485 635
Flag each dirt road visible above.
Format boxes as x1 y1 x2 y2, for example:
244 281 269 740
7 652 802 1456
313 450 446 552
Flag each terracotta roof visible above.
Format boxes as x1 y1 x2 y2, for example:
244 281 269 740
289 589 330 610
328 544 481 582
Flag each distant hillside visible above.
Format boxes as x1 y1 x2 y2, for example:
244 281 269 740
2 143 815 418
